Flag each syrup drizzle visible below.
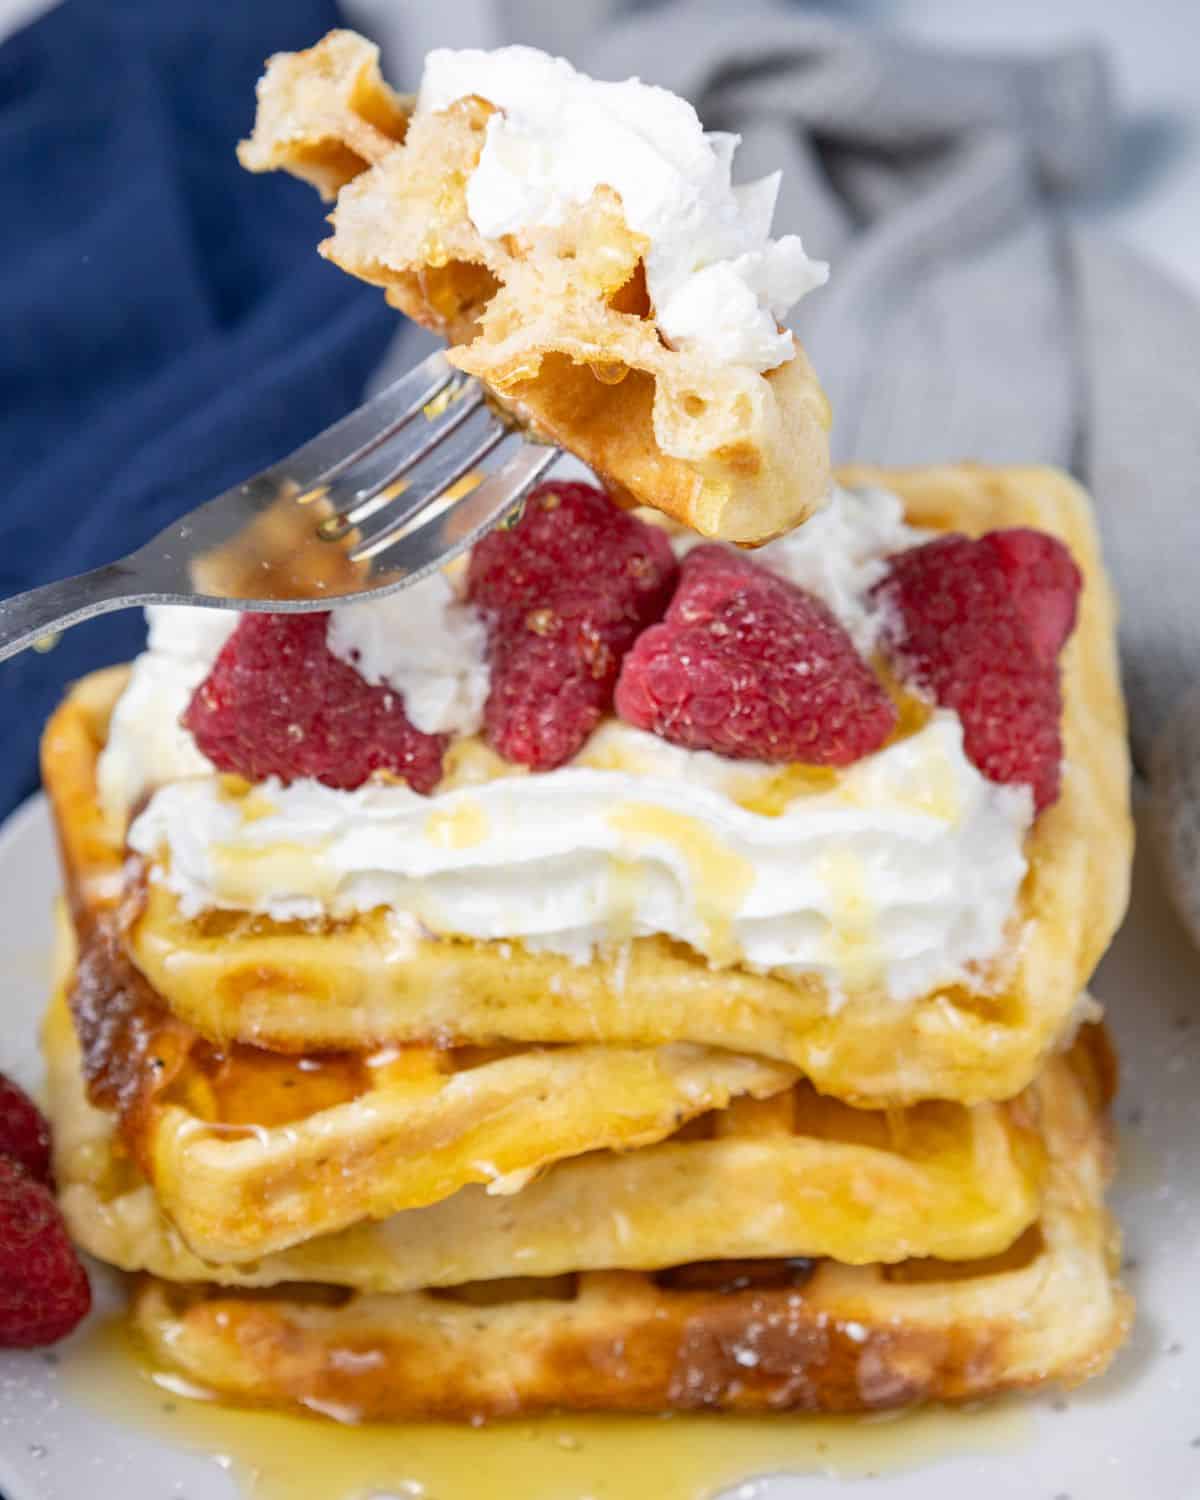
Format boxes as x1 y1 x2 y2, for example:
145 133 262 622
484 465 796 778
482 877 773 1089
64 1317 1030 1500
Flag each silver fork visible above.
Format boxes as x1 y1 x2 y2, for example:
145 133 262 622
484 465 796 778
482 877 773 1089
0 350 560 663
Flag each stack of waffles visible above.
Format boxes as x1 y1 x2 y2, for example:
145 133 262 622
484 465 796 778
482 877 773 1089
38 32 1135 1422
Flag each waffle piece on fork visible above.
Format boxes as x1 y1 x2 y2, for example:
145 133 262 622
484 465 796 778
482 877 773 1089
238 31 833 546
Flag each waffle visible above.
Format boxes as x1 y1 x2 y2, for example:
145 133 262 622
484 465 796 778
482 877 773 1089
56 901 794 1264
45 978 1046 1287
238 30 833 545
127 1029 1129 1420
47 466 1130 1109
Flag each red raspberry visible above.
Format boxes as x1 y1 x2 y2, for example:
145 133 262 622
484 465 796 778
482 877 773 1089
184 613 447 793
987 528 1082 665
0 1156 91 1347
872 529 1082 812
0 1074 52 1185
615 545 896 764
468 482 678 768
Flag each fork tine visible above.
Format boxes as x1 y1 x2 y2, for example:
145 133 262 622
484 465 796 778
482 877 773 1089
349 444 560 579
267 350 458 498
316 384 488 538
347 418 512 562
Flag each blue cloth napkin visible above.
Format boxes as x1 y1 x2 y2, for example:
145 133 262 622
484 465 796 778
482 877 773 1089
0 0 396 818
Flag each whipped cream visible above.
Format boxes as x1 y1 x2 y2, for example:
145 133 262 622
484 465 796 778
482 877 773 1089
672 484 928 656
99 486 909 827
416 46 828 372
758 485 929 655
327 575 488 736
97 607 238 828
129 714 1030 1000
106 485 1033 1003
98 571 490 825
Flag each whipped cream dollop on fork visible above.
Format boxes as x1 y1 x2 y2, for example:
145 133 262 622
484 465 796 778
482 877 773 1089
416 46 829 372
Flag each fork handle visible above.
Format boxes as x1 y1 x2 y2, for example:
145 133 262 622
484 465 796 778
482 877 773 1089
0 565 138 665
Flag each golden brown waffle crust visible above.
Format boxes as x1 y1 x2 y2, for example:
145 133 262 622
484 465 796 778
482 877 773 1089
237 29 834 545
128 1028 1130 1420
50 904 794 1264
41 465 1131 1108
43 964 1046 1285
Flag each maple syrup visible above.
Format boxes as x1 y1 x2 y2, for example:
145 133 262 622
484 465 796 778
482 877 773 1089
65 1316 1030 1500
609 803 753 963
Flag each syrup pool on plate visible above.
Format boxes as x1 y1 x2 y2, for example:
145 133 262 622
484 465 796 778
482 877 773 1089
63 1314 1030 1500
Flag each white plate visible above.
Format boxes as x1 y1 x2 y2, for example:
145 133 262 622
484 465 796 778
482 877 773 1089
0 792 1198 1499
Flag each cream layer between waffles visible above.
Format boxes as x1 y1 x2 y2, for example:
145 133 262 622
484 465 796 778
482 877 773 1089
104 484 1031 1009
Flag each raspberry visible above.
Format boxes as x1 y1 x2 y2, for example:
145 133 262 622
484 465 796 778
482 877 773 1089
872 529 1082 812
987 528 1082 665
0 1156 91 1347
0 1074 52 1185
184 613 447 793
615 545 896 764
468 482 678 768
